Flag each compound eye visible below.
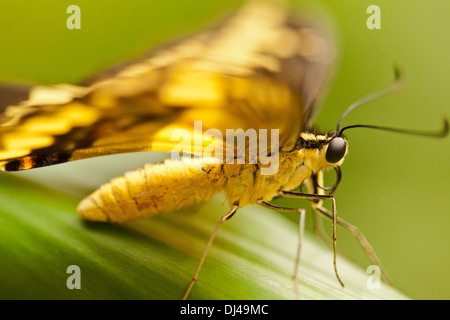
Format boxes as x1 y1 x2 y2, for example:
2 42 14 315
326 137 346 163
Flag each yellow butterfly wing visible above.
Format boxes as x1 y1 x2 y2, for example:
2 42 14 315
0 1 335 171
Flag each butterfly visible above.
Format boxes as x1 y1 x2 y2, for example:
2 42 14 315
1 0 447 299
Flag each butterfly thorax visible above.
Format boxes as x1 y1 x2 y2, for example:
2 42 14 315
222 131 347 207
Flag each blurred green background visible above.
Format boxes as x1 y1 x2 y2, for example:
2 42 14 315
0 0 448 299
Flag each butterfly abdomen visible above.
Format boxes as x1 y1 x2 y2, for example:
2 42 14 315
77 158 226 223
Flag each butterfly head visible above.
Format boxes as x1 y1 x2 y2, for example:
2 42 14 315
324 131 347 165
296 131 348 173
294 130 347 194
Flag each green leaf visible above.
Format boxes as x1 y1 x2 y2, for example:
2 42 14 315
0 164 408 300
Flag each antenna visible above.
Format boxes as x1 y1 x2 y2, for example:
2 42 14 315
336 65 404 132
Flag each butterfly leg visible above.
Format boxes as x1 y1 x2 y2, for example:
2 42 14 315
312 211 355 263
257 200 306 299
313 204 394 286
182 204 239 300
277 190 344 287
298 181 333 250
270 191 332 250
312 211 334 250
279 190 393 286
